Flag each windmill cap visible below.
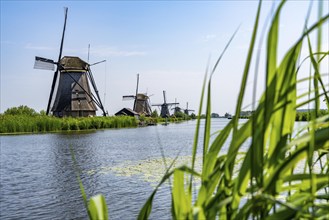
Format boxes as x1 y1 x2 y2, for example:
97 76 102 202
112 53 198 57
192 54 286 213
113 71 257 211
136 93 149 100
60 56 89 71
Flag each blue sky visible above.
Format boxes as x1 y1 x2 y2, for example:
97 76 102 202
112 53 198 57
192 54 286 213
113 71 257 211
1 1 328 115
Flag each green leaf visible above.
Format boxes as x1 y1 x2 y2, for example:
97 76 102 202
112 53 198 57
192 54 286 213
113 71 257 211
172 169 191 219
88 194 108 220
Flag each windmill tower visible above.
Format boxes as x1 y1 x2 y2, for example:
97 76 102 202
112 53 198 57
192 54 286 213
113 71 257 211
34 8 106 117
152 91 179 118
122 74 152 116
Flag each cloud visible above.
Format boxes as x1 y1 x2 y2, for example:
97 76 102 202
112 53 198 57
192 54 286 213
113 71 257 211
25 43 56 51
203 34 217 42
88 46 147 57
25 43 147 58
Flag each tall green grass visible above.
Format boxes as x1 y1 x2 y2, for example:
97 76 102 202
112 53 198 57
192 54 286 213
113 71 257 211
0 115 138 134
138 1 329 219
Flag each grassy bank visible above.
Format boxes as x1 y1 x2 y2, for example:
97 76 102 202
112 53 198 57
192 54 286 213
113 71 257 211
238 110 328 121
295 109 328 121
0 115 138 134
0 113 194 134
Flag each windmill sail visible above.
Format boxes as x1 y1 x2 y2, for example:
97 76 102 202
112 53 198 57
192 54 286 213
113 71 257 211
123 95 136 100
34 56 55 70
46 7 68 115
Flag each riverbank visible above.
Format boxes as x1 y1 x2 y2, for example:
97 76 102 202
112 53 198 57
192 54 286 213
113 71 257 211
0 114 193 134
237 110 328 121
0 115 138 134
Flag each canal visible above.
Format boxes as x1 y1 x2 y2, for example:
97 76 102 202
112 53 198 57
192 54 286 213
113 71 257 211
1 119 231 219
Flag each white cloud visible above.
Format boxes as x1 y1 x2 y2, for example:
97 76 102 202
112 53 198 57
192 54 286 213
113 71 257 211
1 40 17 46
88 46 147 57
203 34 217 42
24 44 147 58
25 43 57 51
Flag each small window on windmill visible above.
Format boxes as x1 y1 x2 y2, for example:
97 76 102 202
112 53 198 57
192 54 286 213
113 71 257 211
34 56 55 71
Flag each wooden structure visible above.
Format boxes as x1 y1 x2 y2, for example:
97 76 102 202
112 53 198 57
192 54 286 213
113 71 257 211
183 102 194 115
122 74 152 116
33 8 106 117
115 108 139 118
152 91 179 118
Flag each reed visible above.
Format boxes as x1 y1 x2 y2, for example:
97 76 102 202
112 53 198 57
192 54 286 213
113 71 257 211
138 1 329 219
0 115 138 134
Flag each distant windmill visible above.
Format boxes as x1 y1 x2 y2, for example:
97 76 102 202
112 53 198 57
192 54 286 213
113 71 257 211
122 74 152 116
34 8 106 117
172 98 182 114
173 106 182 114
183 102 194 115
152 91 179 118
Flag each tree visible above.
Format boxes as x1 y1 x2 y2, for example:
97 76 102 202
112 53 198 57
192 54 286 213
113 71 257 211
174 111 185 118
224 112 231 118
151 109 159 118
4 105 37 116
39 110 47 115
211 113 220 118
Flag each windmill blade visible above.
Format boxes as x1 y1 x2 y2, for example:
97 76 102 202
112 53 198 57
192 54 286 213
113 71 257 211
46 69 59 115
86 67 107 116
90 59 106 66
34 56 55 70
134 74 140 112
123 95 135 101
46 7 68 115
166 102 179 106
172 106 182 111
163 91 167 104
57 7 68 64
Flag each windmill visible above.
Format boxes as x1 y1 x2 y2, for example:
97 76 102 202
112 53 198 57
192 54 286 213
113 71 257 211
183 102 194 115
152 91 179 118
122 74 152 116
172 98 182 114
33 8 106 117
172 101 194 116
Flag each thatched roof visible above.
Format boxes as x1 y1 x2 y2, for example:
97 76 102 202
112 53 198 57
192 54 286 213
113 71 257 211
59 56 89 71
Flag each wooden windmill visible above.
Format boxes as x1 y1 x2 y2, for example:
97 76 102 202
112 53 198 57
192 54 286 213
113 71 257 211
183 102 194 115
152 91 179 118
172 101 194 116
33 8 106 117
122 74 152 116
172 98 182 114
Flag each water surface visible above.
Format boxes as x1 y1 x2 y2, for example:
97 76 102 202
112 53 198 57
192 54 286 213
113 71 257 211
1 119 231 219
